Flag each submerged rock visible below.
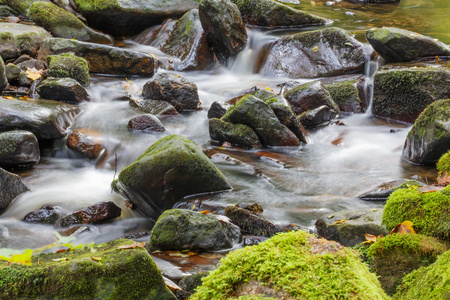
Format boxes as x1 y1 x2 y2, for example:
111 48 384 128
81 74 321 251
113 135 232 219
224 205 282 237
47 53 90 86
209 118 262 148
59 201 122 227
128 114 165 133
23 206 62 224
366 27 450 63
402 99 450 165
37 78 89 104
0 130 40 169
0 167 29 211
0 239 176 299
191 230 389 299
149 209 241 251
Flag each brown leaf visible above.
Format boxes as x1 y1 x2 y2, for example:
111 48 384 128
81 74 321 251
199 210 210 214
117 242 146 250
437 172 450 186
26 67 44 81
390 221 415 235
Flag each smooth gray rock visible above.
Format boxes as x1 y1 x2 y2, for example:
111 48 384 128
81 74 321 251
0 167 29 211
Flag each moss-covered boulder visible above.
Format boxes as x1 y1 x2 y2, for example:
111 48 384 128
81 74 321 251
393 249 450 300
0 130 40 169
37 38 158 76
47 53 90 86
402 99 450 165
191 230 389 299
28 1 114 44
258 27 365 78
366 27 450 63
372 67 450 123
298 105 338 128
383 186 450 239
0 97 80 140
209 118 262 148
73 0 200 36
437 150 450 179
0 55 6 92
37 77 89 104
0 167 29 212
113 135 232 220
323 77 366 113
149 209 241 251
0 239 176 299
0 0 36 16
367 233 448 295
5 63 21 84
222 95 300 146
230 0 327 27
0 22 51 61
199 0 247 61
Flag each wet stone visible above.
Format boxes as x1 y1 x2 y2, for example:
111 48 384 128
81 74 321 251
37 78 89 104
66 129 104 160
0 167 29 212
128 114 166 133
207 101 230 119
298 105 338 128
23 206 62 225
130 99 179 116
0 130 40 169
59 201 122 227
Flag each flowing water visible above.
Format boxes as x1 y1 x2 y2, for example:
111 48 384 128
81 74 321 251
0 0 446 252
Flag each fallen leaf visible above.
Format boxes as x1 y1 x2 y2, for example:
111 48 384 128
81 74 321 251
344 42 353 47
56 249 70 253
390 220 415 235
437 172 450 186
334 218 347 224
0 249 33 265
26 67 44 81
199 210 210 214
52 258 68 262
312 46 319 52
91 256 101 261
117 242 146 250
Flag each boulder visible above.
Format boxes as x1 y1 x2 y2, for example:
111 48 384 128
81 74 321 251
73 0 200 36
298 105 338 128
230 0 327 27
199 0 247 61
113 135 232 219
367 234 447 295
1 0 37 16
315 208 388 247
402 99 450 165
59 201 122 227
176 199 227 214
0 56 6 92
0 22 51 61
0 167 29 211
358 180 422 202
128 114 165 133
224 205 282 237
16 58 46 71
66 129 104 160
0 97 80 140
383 186 450 239
258 27 365 78
5 63 20 84
16 70 32 87
372 67 450 123
178 273 209 294
142 73 201 111
0 130 40 169
149 209 241 251
209 118 262 148
37 78 89 104
23 206 62 224
28 1 114 44
129 99 178 116
191 230 388 299
323 77 366 113
47 53 90 86
133 19 178 49
37 38 158 77
207 101 230 119
0 239 176 299
222 95 300 146
366 27 450 63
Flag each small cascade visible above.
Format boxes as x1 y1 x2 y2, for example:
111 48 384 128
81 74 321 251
29 78 42 99
363 45 381 114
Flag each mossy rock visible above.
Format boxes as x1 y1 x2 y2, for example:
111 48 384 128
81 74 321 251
366 27 450 63
323 78 365 113
47 53 90 86
437 150 450 176
372 67 450 124
114 135 232 220
393 248 450 300
0 130 40 169
383 185 450 239
0 55 6 92
37 77 89 104
191 230 389 299
258 27 365 78
0 239 176 299
209 118 262 149
0 0 35 16
402 99 450 165
0 167 29 211
367 233 448 295
28 1 113 44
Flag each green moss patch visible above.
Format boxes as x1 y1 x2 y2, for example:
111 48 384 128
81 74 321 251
437 150 450 175
47 53 90 86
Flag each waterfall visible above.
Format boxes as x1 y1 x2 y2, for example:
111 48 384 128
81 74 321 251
363 45 382 114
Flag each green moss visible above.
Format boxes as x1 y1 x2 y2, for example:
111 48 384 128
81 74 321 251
2 0 34 15
0 132 21 154
191 230 388 300
325 80 361 108
367 28 402 43
408 99 450 139
47 53 90 86
437 150 450 175
383 186 450 239
73 0 121 11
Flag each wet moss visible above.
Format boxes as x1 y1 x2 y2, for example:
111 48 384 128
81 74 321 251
209 118 262 149
325 80 362 111
2 0 33 15
73 0 121 11
408 99 450 139
437 150 450 175
47 53 90 86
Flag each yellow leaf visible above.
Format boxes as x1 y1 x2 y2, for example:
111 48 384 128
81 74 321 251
199 210 210 214
117 242 146 250
26 67 43 81
390 221 415 235
91 256 101 261
0 249 33 265
52 257 68 262
312 46 319 52
334 218 347 224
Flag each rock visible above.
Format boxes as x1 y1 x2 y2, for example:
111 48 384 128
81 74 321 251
28 1 114 44
0 96 80 140
222 95 300 146
150 256 185 282
298 105 338 128
66 129 104 160
230 0 327 27
323 76 366 113
366 27 450 63
142 73 201 111
367 234 447 295
12 54 31 65
0 130 40 169
129 99 178 116
23 206 62 224
47 53 90 86
176 199 227 215
149 209 241 251
372 67 450 123
393 249 450 300
402 99 450 165
315 208 388 247
383 185 450 238
199 0 247 61
224 205 282 237
178 273 209 294
0 167 29 211
242 235 268 246
37 78 89 104
0 56 6 92
133 19 177 49
16 58 46 71
207 101 230 119
5 63 20 83
128 114 165 133
161 9 218 71
113 135 232 219
16 70 32 87
237 202 264 214
59 201 122 227
358 180 422 202
209 118 262 148
190 230 389 299
0 239 176 299
0 22 51 61
37 38 158 77
258 27 365 78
